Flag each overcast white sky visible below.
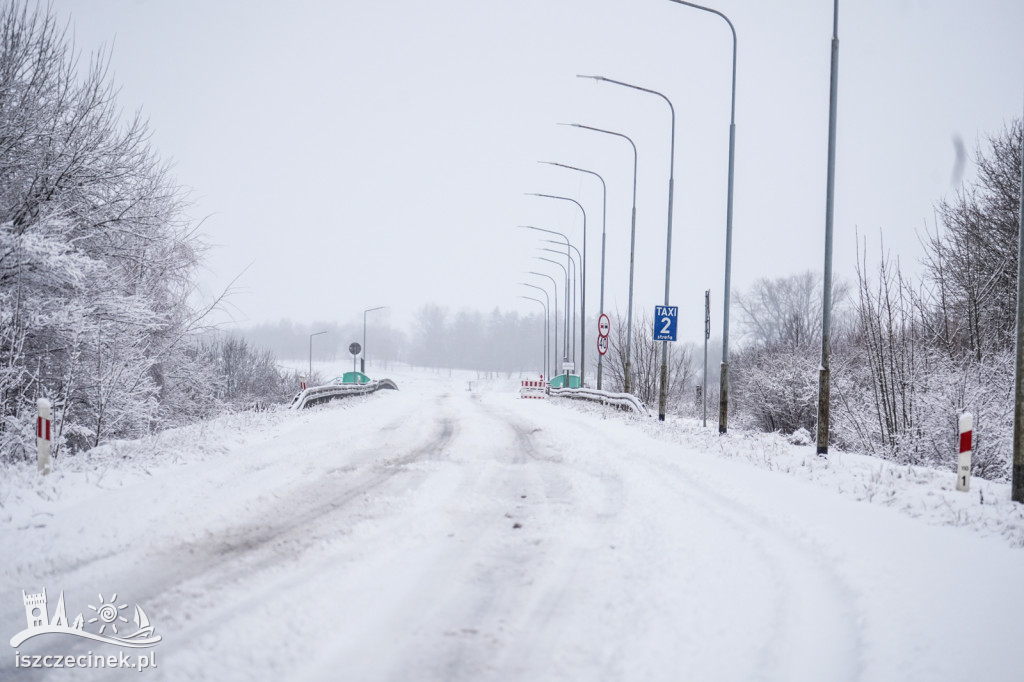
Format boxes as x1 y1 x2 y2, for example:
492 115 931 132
51 0 1024 344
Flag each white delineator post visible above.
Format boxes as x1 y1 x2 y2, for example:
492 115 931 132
957 413 973 492
36 399 52 475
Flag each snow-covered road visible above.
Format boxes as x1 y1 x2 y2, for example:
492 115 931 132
3 370 1023 681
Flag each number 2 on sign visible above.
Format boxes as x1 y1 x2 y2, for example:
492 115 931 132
653 305 678 341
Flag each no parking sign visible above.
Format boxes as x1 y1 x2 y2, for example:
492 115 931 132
597 313 610 356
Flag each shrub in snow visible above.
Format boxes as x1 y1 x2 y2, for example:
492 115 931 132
788 428 813 446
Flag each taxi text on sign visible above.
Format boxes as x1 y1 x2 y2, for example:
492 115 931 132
653 306 679 342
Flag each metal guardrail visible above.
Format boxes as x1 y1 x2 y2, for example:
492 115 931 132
548 387 647 415
289 378 398 410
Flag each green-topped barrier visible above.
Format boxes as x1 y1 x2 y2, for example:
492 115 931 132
549 373 581 389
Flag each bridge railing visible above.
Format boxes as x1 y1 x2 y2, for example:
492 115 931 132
290 378 398 410
548 387 647 416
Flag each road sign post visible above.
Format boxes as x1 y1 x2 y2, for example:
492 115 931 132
597 313 610 364
654 305 679 422
349 342 362 374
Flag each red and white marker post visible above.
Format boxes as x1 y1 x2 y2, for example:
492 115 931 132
36 398 51 476
957 413 972 492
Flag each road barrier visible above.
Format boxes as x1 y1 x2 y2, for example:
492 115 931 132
519 379 547 400
549 387 647 415
290 378 398 410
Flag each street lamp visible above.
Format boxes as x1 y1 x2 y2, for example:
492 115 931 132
522 283 556 380
563 122 640 395
518 225 573 359
538 248 579 364
540 161 608 389
816 0 840 455
664 0 739 434
362 306 387 374
528 271 561 375
579 74 676 421
535 256 573 366
309 330 327 381
527 192 588 386
519 288 550 379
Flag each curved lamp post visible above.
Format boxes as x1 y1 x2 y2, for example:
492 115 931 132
309 330 327 380
518 225 571 350
816 0 841 455
542 239 583 335
664 0 739 434
563 123 640 394
362 305 387 374
578 74 676 421
528 270 561 376
541 161 608 389
535 256 572 366
519 292 549 379
527 192 588 385
539 247 580 365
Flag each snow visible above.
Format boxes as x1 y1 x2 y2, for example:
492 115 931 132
2 366 1023 681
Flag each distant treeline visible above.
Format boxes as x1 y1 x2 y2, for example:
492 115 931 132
238 306 547 374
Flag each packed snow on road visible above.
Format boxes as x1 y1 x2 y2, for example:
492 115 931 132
2 367 1023 681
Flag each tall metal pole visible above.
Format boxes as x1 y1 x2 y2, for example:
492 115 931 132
579 75 675 420
520 294 549 380
309 330 327 381
704 289 710 427
518 226 573 362
566 123 639 394
541 162 607 389
536 256 572 364
528 193 588 386
540 245 583 368
667 0 739 435
816 0 840 455
362 306 387 374
529 271 560 380
1012 104 1024 503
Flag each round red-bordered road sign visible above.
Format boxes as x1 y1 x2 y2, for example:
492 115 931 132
598 313 610 337
597 335 609 356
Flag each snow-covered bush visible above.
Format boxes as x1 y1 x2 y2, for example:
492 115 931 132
731 343 818 435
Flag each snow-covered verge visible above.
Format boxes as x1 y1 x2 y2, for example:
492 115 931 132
0 406 295 532
552 396 1024 548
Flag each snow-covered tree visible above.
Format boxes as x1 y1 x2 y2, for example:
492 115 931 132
0 3 210 460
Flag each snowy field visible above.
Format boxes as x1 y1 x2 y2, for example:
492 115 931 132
2 365 1024 681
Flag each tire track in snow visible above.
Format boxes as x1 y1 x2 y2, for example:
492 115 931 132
6 396 462 681
412 396 632 680
577 416 866 682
